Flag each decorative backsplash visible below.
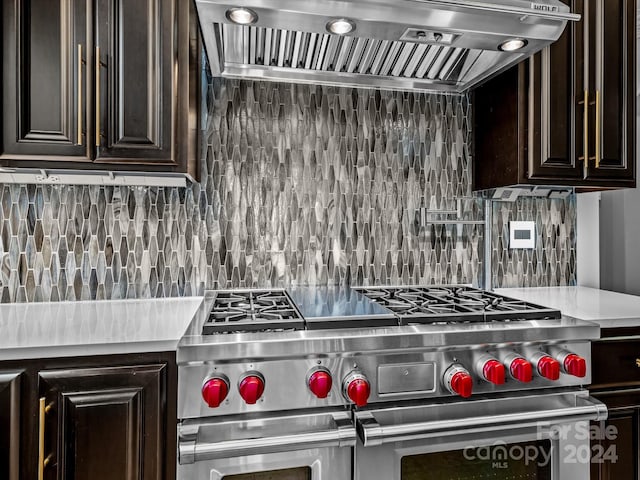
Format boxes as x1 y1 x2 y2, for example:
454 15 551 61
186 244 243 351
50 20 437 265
0 74 576 302
491 196 576 288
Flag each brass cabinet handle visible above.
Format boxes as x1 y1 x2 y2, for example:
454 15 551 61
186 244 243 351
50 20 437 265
38 398 53 480
583 90 589 178
38 397 44 480
95 46 101 147
77 44 83 145
595 90 601 168
635 358 640 368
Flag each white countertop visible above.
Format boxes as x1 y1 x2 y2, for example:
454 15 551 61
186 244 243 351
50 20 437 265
495 287 640 328
0 297 204 360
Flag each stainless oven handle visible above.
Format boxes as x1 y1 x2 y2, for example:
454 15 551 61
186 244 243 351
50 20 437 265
357 395 607 447
179 419 356 464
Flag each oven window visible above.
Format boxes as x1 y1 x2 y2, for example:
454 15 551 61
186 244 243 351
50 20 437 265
223 467 311 480
401 440 552 480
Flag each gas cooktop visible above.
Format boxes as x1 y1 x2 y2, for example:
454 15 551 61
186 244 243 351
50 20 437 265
202 287 398 334
178 285 599 421
354 285 562 324
200 285 561 334
201 289 305 334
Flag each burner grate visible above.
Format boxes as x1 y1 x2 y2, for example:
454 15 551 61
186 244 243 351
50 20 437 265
355 286 562 324
202 290 305 334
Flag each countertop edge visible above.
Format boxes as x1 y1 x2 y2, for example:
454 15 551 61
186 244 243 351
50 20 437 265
495 287 640 329
0 339 181 362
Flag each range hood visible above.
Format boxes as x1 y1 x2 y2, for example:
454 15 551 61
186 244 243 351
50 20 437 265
194 0 579 94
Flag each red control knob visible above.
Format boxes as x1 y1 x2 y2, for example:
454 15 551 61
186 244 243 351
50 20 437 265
510 358 533 383
563 354 587 378
537 356 561 381
482 359 506 385
450 372 473 398
308 369 333 399
238 373 265 404
202 376 229 408
347 379 370 407
343 372 370 407
445 365 473 398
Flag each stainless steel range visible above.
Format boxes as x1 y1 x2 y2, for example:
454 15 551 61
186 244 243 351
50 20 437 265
177 286 606 480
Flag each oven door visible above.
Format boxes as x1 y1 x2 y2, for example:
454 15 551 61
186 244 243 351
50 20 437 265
178 409 356 480
354 390 607 480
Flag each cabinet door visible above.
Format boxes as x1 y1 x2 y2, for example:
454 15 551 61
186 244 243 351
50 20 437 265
590 389 640 480
93 0 176 165
1 0 90 161
0 371 21 480
528 0 586 181
590 411 639 480
585 0 636 183
38 364 167 480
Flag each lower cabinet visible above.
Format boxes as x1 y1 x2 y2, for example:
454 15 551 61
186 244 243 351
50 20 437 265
590 389 640 480
590 333 640 480
40 364 168 480
0 371 22 480
0 353 176 480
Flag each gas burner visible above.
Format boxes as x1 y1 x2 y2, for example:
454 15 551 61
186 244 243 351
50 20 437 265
419 287 456 297
211 327 299 335
355 286 562 324
202 289 305 334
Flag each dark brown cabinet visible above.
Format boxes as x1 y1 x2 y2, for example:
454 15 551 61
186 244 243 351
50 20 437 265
590 331 640 480
1 0 199 176
0 352 177 480
93 0 179 165
1 0 89 160
590 390 640 480
0 371 22 480
39 364 168 480
474 0 636 190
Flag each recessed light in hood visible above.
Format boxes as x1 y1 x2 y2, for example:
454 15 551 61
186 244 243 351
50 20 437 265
499 38 528 52
226 7 258 25
326 18 355 35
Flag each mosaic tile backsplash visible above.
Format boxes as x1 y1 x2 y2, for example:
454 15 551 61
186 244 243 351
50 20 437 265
492 196 576 288
0 75 576 302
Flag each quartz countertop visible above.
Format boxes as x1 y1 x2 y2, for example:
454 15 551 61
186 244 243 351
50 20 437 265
0 297 204 360
495 286 640 328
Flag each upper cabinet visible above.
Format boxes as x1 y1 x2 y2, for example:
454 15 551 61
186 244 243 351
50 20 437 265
473 0 636 190
1 0 199 177
1 0 89 160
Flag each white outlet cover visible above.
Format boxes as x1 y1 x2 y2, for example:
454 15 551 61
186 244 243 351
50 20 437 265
509 221 535 249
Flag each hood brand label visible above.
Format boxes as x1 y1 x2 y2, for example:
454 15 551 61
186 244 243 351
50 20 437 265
531 2 560 12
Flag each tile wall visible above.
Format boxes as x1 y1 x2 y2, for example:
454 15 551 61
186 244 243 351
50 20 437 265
0 74 575 302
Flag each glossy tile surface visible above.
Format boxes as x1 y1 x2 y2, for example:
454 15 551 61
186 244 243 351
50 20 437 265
0 69 576 302
492 196 576 288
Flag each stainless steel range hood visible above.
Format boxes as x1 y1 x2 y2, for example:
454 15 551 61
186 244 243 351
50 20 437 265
194 0 579 93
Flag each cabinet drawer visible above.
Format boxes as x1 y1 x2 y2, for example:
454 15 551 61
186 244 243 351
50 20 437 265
592 340 640 389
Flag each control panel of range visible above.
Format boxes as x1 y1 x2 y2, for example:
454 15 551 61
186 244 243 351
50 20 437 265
178 342 592 419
